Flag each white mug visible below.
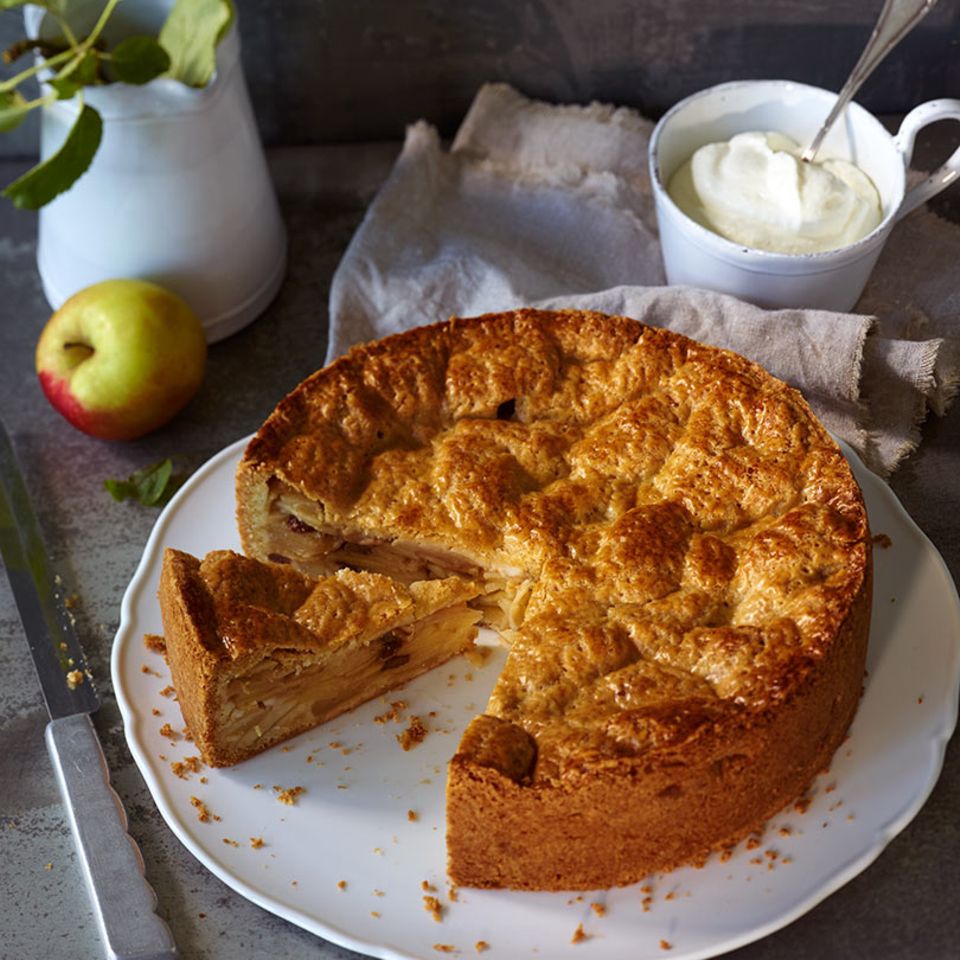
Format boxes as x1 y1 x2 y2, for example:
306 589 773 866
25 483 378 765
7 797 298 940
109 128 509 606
25 0 286 342
648 80 960 312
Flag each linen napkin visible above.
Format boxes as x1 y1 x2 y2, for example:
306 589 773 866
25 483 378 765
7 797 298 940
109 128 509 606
329 82 960 475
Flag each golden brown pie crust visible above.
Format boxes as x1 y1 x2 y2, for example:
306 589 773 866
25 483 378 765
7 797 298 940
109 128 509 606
232 308 871 890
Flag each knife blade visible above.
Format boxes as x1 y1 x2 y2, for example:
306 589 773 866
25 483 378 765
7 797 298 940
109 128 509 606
0 422 177 960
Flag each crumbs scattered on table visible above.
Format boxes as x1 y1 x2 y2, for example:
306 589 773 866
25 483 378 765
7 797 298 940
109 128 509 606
374 700 408 724
143 633 167 654
65 669 85 690
423 895 444 922
171 756 203 779
190 796 219 823
198 912 206 920
571 923 589 944
159 722 178 740
44 862 53 871
250 837 264 849
397 715 428 751
273 785 305 805
408 809 419 822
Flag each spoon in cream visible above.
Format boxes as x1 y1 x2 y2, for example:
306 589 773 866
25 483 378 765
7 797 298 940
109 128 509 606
802 0 940 163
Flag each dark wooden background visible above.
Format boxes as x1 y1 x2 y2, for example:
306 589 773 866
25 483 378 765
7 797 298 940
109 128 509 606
1 0 959 155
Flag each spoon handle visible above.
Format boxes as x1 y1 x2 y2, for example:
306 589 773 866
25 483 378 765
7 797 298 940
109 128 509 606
802 0 940 162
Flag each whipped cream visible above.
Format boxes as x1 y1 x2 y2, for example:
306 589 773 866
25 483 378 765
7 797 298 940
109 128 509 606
667 131 883 255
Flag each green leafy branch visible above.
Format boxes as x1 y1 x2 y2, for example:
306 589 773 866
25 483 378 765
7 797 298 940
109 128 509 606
0 0 235 210
104 458 186 508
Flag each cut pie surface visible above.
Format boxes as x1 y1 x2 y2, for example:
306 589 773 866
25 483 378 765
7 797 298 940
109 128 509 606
158 548 481 767
219 307 872 889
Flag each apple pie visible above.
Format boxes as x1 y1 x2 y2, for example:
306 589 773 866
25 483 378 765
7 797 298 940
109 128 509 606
219 307 868 890
158 548 481 767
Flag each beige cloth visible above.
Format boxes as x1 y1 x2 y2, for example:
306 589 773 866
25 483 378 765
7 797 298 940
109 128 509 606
329 83 960 475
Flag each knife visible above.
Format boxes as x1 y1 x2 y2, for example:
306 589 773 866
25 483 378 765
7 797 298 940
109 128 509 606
0 423 177 960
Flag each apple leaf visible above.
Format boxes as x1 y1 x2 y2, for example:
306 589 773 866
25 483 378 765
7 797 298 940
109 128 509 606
104 459 185 508
2 103 102 209
110 36 170 85
0 90 31 132
47 51 101 99
159 0 234 88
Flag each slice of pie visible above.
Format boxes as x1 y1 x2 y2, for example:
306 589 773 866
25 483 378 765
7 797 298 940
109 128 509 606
157 548 482 766
196 307 868 889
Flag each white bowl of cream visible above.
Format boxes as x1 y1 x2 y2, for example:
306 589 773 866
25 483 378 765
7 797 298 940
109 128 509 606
649 80 960 312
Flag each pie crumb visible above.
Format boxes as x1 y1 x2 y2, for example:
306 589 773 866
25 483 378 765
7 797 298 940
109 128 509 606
337 880 347 890
571 923 588 944
190 796 212 823
660 940 673 951
423 895 444 922
590 902 605 917
250 837 264 849
407 809 418 822
475 942 489 954
397 715 428 751
432 947 456 954
273 785 305 805
143 634 166 654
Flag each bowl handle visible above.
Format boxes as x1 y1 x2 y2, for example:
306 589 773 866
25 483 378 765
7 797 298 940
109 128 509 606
894 99 960 221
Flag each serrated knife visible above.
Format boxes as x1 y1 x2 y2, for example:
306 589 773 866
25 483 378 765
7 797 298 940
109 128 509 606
0 422 177 960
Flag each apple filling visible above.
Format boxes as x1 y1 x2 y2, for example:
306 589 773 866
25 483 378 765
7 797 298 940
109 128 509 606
263 486 532 628
218 604 481 754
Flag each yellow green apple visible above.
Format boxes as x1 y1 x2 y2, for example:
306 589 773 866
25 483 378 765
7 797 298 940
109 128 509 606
35 279 207 441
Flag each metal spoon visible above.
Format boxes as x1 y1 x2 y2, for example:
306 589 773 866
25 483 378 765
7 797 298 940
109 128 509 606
802 0 940 163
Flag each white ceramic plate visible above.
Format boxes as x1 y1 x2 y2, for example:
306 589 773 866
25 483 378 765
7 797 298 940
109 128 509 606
113 436 960 960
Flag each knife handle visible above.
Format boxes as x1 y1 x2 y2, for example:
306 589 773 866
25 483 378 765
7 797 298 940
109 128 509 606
46 714 178 960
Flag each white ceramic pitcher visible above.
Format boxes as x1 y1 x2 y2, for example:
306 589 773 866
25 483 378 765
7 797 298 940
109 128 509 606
24 0 286 342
